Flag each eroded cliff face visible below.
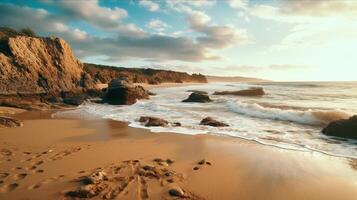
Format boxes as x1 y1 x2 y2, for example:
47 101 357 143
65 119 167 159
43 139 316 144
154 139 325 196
84 63 207 85
0 28 207 110
0 35 92 94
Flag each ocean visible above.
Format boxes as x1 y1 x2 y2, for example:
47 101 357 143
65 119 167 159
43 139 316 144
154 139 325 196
55 82 357 159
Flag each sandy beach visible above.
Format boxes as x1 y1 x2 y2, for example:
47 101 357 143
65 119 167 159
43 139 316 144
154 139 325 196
0 110 356 200
1 1 357 199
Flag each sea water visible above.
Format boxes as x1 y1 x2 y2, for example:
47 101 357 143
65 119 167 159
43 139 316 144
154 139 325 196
55 82 357 158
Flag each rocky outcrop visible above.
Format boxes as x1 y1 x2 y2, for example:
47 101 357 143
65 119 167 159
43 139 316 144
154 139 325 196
0 28 98 109
182 92 212 103
322 115 357 140
0 116 22 128
200 117 228 127
102 78 149 105
84 63 207 85
0 33 93 94
139 116 169 127
0 27 208 110
213 87 265 96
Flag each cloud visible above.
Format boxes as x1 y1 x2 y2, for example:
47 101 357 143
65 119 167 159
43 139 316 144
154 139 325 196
276 0 357 18
52 0 128 28
227 0 357 63
0 3 87 41
139 0 159 12
228 0 248 10
229 0 357 23
167 3 251 49
146 19 168 32
73 34 221 62
0 3 215 62
0 1 250 63
268 64 308 70
217 64 308 73
183 0 216 7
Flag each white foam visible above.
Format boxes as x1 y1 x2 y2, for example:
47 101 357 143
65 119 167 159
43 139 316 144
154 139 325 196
226 100 350 126
53 82 357 159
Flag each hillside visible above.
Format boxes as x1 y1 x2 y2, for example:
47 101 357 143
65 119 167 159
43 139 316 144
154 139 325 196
206 75 269 83
84 63 207 85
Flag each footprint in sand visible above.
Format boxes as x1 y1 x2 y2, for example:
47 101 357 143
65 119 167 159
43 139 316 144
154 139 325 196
26 165 37 171
0 172 9 179
28 183 41 190
1 183 19 192
35 160 44 166
139 176 149 199
13 173 27 181
193 159 212 171
1 148 13 157
49 147 82 161
13 167 22 170
28 174 64 190
65 159 202 199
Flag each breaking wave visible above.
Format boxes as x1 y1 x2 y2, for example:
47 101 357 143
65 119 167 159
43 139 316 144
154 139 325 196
226 100 350 126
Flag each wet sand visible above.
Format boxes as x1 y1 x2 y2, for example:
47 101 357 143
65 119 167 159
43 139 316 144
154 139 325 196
0 112 357 199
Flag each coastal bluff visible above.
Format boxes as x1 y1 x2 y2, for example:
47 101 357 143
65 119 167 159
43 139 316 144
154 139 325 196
0 27 207 110
0 30 91 94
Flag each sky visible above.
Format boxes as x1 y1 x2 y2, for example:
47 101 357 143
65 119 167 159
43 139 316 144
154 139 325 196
0 0 356 81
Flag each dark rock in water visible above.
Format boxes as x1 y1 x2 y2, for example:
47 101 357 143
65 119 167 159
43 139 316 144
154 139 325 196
139 116 168 127
322 115 357 140
148 91 156 96
172 122 181 127
213 87 265 96
102 78 149 105
200 117 228 127
0 116 22 128
182 92 212 103
186 90 208 95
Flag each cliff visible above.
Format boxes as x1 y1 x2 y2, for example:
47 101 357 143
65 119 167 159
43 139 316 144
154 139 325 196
0 29 94 95
84 63 207 85
0 27 206 110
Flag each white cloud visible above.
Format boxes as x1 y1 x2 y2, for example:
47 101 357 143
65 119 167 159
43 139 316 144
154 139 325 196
167 2 251 49
72 28 87 40
184 0 216 7
228 0 248 10
229 0 357 23
146 19 168 32
55 0 128 28
139 0 159 12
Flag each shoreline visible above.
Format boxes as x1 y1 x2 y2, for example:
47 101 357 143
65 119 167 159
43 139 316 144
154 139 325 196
0 111 357 199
